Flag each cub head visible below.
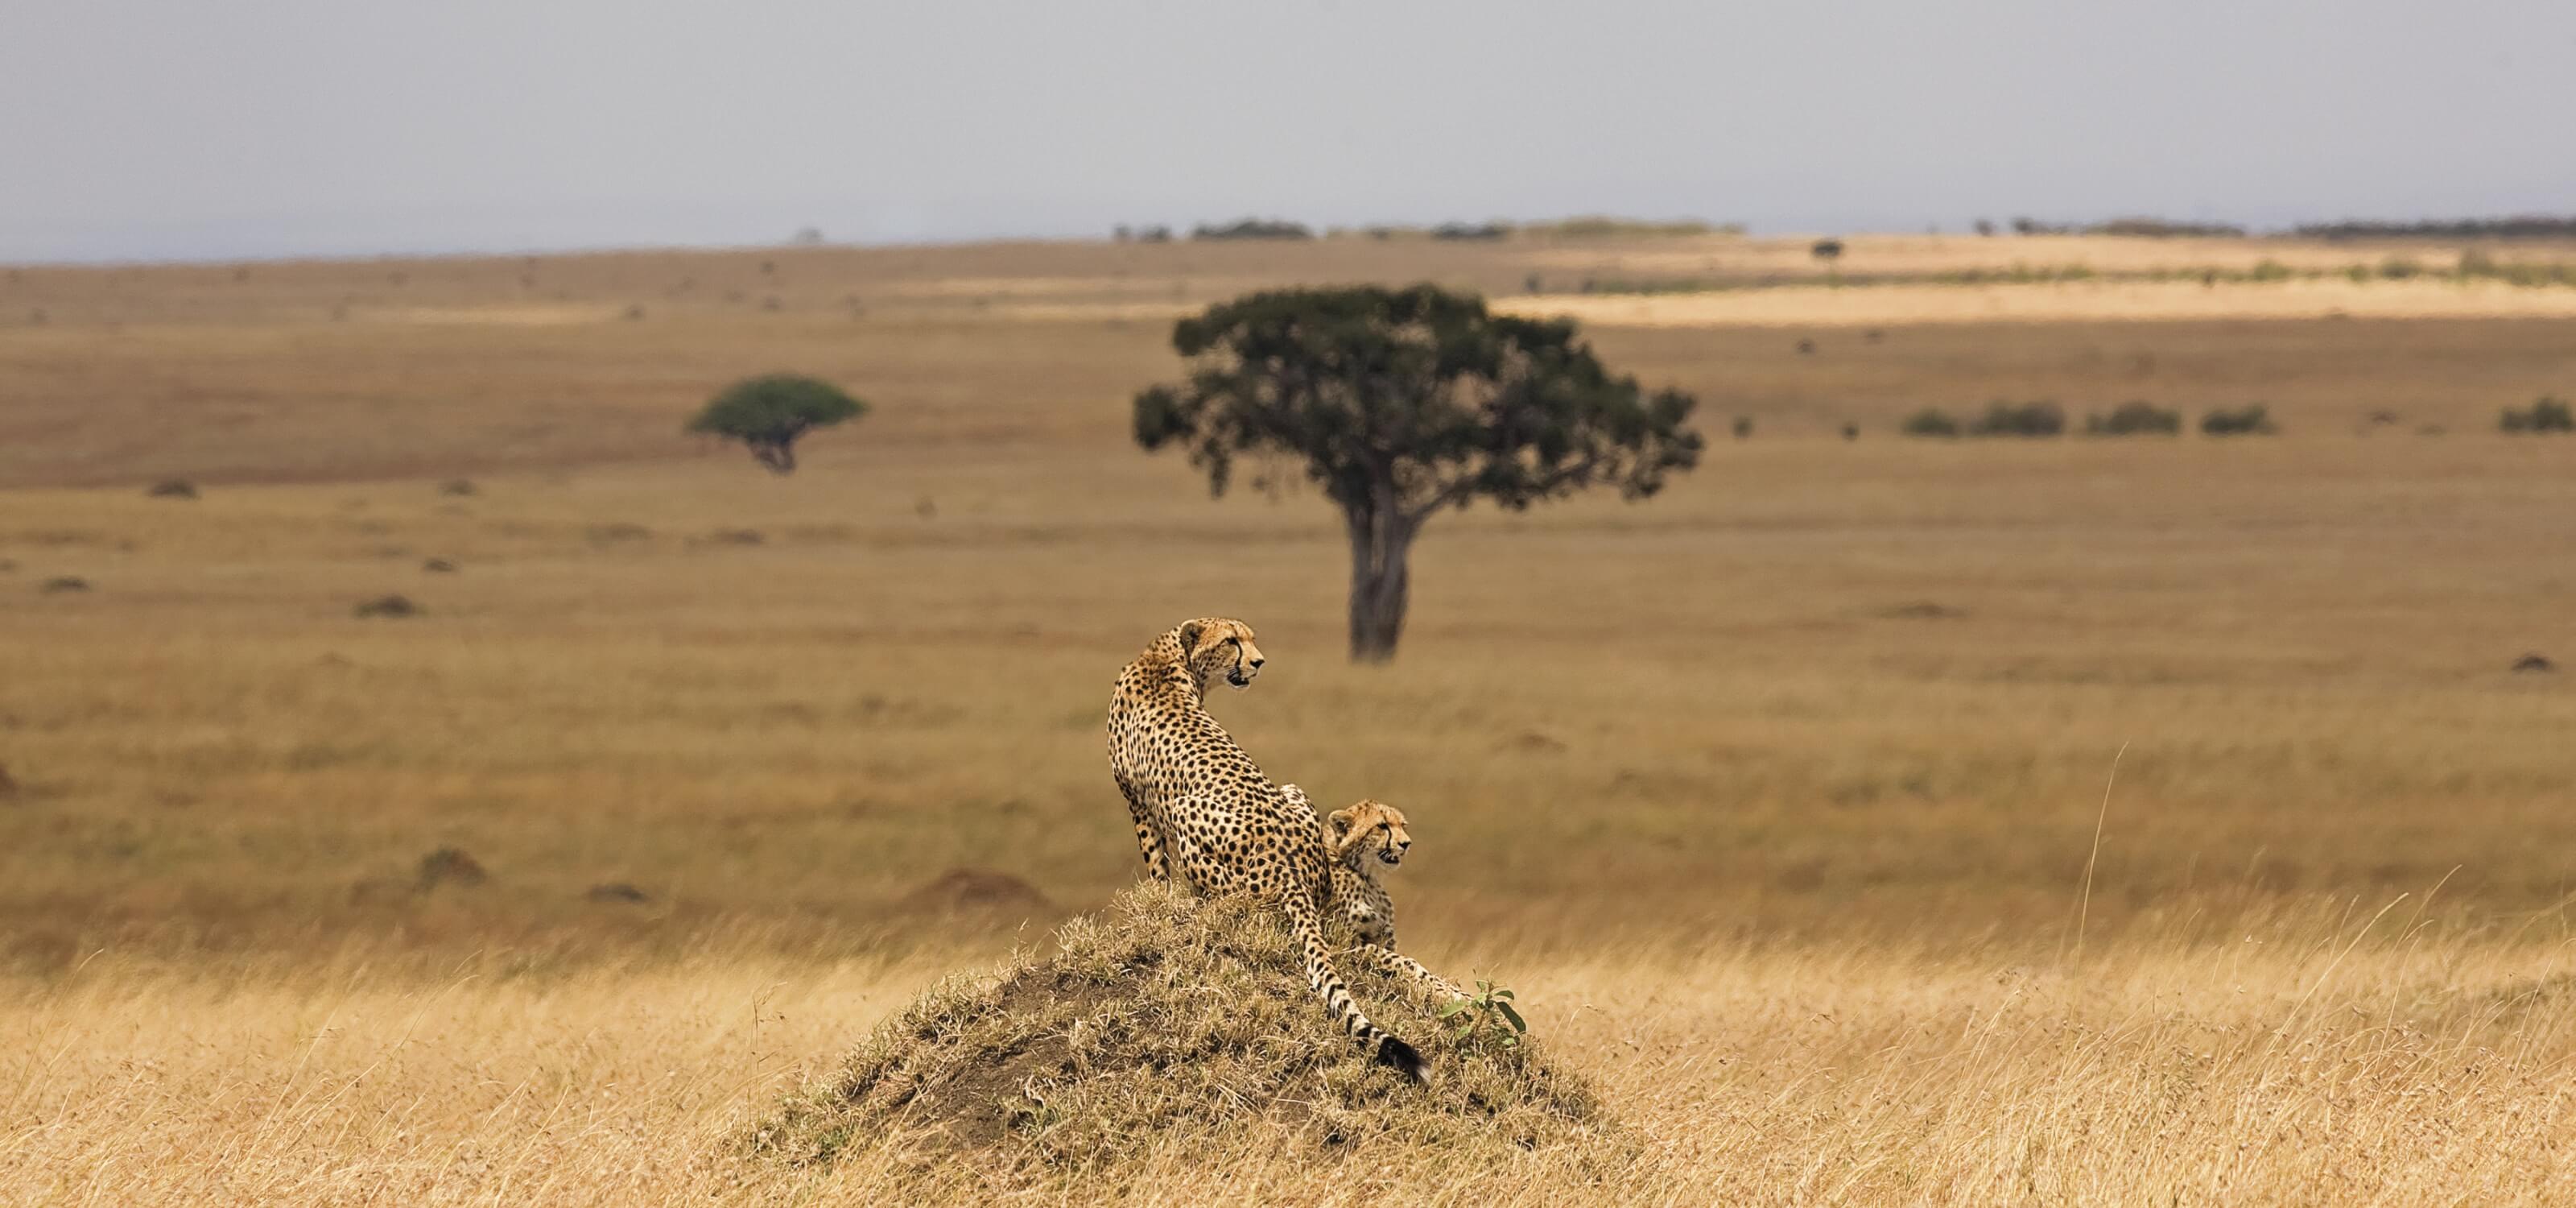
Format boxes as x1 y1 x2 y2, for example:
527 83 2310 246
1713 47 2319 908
1328 800 1413 867
1174 617 1264 691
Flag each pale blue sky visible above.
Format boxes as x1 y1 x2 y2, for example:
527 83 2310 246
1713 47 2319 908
5 0 2573 263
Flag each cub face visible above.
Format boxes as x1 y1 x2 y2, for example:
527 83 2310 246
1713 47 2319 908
1329 800 1412 867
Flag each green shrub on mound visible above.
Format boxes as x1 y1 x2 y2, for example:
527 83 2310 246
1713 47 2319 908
748 883 1612 1179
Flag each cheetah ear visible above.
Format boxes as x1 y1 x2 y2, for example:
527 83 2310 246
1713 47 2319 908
1176 620 1206 656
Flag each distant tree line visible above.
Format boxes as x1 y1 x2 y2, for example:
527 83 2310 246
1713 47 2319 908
2295 216 2576 241
1983 217 2248 238
1191 218 1315 242
1112 216 1747 244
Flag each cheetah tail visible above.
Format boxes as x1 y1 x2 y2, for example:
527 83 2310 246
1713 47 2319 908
1290 905 1427 1082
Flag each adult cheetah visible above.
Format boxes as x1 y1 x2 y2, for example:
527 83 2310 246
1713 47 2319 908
1106 618 1428 1079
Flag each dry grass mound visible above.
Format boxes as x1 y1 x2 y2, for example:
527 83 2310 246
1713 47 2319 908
749 883 1612 1182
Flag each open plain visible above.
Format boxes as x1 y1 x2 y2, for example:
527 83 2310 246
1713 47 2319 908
5 231 2576 1202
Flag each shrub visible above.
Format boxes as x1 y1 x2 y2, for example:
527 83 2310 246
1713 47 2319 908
2501 396 2575 434
354 594 421 618
146 478 198 499
1731 416 1753 440
416 846 486 889
1968 401 2066 437
2086 400 2182 436
1901 408 1961 438
2200 405 2277 436
2377 256 2425 280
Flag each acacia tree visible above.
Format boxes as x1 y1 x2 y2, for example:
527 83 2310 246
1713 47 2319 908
686 374 868 474
1133 284 1703 663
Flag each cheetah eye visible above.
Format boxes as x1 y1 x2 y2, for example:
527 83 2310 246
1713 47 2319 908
1225 636 1239 646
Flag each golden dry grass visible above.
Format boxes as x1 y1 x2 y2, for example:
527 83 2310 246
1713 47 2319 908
5 232 2576 1202
11 903 2576 1203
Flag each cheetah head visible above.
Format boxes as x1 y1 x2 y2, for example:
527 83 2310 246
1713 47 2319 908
1330 800 1412 867
1176 617 1264 692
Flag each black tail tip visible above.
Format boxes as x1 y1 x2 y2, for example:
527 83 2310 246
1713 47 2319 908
1376 1036 1428 1082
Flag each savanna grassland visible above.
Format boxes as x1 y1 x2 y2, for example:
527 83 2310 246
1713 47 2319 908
4 231 2576 1202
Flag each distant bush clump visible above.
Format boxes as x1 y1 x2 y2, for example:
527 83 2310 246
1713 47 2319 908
146 478 198 499
1968 401 2066 438
1190 218 1313 241
2200 405 2278 436
2086 401 2182 436
1901 408 1962 438
1430 221 1513 241
354 594 421 618
2452 251 2576 288
2500 396 2575 434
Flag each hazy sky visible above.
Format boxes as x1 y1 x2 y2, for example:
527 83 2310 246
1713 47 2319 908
6 1 2574 263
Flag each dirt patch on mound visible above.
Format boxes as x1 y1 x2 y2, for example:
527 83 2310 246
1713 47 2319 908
897 867 1055 916
749 884 1614 1185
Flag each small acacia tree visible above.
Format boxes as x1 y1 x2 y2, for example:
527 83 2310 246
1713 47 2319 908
686 374 867 474
1133 284 1703 662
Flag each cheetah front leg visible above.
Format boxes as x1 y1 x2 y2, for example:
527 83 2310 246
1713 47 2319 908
1113 776 1174 882
1355 944 1467 1001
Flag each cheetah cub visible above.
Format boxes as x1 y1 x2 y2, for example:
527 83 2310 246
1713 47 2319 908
1277 784 1401 943
1282 784 1462 997
1322 796 1410 948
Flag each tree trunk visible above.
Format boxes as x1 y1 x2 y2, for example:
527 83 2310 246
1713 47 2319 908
1344 504 1416 664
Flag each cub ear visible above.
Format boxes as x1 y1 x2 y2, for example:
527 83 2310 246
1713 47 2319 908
1176 619 1206 655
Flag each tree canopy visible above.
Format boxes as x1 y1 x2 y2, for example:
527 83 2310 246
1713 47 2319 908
1133 283 1703 660
686 374 868 474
